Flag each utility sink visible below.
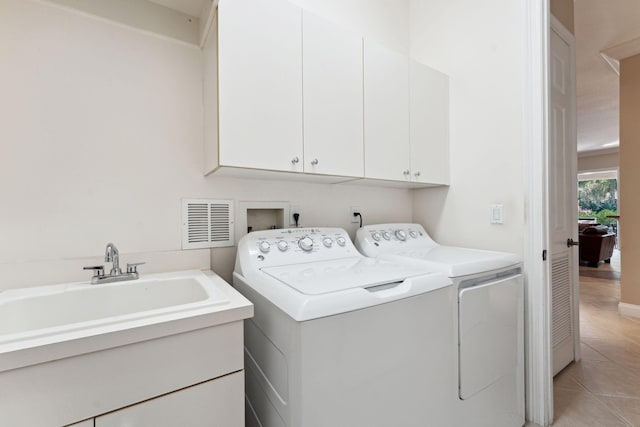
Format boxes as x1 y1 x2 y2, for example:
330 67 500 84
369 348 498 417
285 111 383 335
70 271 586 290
0 270 226 340
0 269 253 427
0 270 252 372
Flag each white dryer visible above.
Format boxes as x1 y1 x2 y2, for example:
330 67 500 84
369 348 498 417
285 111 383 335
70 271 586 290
355 223 524 427
234 227 454 427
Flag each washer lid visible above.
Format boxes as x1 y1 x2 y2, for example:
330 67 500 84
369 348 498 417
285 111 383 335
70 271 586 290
261 257 434 295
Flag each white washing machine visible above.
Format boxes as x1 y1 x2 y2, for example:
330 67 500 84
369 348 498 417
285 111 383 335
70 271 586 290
233 227 454 427
355 223 524 427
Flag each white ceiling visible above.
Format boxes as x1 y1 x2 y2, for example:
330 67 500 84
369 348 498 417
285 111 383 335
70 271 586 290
147 0 207 17
574 0 640 152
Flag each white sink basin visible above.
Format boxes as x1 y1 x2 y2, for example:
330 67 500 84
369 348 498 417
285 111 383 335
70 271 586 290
0 270 251 372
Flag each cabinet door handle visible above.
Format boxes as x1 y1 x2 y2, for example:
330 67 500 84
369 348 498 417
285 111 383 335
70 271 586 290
291 156 299 164
414 171 421 177
311 158 319 165
403 170 410 176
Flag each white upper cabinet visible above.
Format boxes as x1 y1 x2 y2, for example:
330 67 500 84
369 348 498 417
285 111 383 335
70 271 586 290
207 0 450 186
363 40 411 182
410 60 450 185
217 0 303 172
302 12 364 178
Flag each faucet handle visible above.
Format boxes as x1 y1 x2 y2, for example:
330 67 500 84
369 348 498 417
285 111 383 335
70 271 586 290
83 265 105 277
126 262 145 274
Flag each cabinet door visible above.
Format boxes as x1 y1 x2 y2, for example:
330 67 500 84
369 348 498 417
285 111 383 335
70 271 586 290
302 11 363 177
363 40 410 181
96 371 244 427
218 0 303 172
410 60 450 185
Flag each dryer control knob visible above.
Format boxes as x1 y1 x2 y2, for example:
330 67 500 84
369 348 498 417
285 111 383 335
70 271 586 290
382 231 391 240
299 237 314 252
336 237 347 246
259 241 271 253
409 230 418 238
395 230 407 241
372 232 381 241
277 240 289 252
322 237 333 248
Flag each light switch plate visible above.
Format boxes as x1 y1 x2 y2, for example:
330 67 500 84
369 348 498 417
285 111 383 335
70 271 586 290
490 204 504 224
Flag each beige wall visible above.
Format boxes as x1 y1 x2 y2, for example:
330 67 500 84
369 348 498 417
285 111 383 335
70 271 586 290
0 0 414 289
408 0 525 255
620 53 640 305
578 150 620 173
551 0 574 34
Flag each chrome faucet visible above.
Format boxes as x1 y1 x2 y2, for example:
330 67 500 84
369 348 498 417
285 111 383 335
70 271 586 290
83 243 145 284
105 242 121 275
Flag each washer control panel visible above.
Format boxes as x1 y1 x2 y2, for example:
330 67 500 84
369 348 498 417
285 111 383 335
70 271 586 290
354 223 438 257
237 227 359 268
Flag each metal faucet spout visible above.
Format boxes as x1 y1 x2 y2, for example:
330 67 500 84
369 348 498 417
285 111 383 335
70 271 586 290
105 242 121 275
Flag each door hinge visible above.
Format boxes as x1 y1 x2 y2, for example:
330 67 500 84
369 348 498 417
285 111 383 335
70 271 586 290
542 249 547 261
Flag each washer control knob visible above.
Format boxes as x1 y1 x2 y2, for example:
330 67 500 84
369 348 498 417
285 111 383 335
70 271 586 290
372 232 381 241
395 230 407 241
258 241 271 253
299 237 314 252
336 237 347 246
322 237 333 248
382 231 391 240
409 230 418 238
277 240 289 252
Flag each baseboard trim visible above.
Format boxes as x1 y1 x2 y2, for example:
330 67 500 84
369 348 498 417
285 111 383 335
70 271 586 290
618 302 640 318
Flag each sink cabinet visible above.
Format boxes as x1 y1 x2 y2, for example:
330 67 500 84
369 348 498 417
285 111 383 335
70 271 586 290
95 372 243 427
67 420 93 427
2 322 245 427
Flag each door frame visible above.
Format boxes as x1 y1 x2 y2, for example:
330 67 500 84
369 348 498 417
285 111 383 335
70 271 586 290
523 0 552 425
523 4 579 426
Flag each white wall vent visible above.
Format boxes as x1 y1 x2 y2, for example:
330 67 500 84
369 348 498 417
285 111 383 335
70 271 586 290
182 199 234 249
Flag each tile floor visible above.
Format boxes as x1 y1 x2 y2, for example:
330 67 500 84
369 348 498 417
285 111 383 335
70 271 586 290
552 250 640 426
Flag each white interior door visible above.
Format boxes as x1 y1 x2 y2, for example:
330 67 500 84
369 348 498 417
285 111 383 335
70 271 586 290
549 19 579 377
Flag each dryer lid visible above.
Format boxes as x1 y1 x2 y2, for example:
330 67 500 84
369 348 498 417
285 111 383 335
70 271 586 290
261 257 434 295
394 246 521 278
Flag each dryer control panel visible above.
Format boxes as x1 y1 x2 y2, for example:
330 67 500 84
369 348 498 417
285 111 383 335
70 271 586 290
236 227 360 271
355 223 438 257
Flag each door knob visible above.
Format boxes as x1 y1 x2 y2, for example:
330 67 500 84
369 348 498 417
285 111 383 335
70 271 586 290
567 238 579 247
